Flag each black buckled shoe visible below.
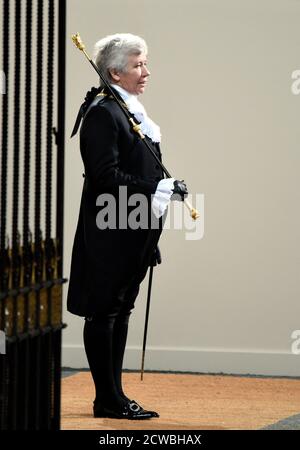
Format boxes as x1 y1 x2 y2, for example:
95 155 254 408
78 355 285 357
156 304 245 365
130 399 159 418
93 400 159 420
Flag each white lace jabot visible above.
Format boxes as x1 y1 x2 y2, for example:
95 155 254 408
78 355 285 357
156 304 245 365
110 84 161 143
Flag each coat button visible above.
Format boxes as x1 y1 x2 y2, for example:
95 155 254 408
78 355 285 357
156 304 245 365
155 164 160 170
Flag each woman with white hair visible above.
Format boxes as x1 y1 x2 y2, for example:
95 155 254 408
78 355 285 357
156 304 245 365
67 33 188 420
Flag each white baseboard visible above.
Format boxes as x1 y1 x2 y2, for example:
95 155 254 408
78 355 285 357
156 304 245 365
62 345 300 377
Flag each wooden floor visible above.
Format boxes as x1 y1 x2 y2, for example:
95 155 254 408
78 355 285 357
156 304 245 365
61 371 300 430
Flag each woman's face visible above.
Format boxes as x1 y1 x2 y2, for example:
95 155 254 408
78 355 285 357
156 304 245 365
111 52 150 95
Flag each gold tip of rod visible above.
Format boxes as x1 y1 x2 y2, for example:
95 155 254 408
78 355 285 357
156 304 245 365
184 199 200 220
191 208 200 220
71 33 85 51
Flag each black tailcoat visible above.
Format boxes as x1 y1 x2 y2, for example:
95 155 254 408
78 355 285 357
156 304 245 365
67 90 164 317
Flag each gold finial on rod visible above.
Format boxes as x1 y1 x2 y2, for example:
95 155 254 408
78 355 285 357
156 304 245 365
184 199 200 220
71 33 85 51
71 33 91 62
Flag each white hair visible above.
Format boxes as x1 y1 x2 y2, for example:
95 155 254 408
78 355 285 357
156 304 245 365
93 33 148 86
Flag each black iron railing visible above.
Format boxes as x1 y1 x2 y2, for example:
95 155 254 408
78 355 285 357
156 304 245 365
0 0 66 430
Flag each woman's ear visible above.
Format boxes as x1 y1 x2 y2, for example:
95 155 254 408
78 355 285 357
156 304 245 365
109 68 120 82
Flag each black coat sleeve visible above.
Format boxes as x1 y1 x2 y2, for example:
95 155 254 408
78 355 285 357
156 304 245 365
80 103 159 195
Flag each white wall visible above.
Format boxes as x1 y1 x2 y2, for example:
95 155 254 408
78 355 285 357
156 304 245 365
62 0 300 376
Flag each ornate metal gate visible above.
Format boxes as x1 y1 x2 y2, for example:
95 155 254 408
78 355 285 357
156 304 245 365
0 0 66 430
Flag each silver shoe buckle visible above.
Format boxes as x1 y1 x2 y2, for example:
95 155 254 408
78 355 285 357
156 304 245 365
129 402 141 412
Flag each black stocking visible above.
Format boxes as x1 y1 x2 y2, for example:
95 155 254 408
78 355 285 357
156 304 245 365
112 311 131 402
111 282 140 402
83 315 127 410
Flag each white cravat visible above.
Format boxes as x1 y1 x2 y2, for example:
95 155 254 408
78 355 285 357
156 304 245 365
111 84 161 143
111 84 174 218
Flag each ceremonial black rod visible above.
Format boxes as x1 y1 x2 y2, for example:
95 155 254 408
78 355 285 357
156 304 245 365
71 33 199 220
